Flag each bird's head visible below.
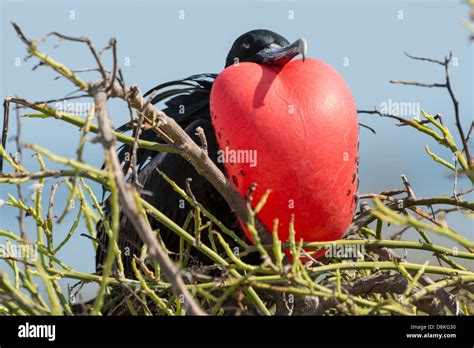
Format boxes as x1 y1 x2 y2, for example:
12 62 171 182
225 29 307 68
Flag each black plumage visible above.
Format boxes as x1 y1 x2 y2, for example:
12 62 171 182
96 74 241 276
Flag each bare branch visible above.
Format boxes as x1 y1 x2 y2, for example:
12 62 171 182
403 52 445 65
401 174 415 199
107 38 118 94
1 97 11 172
389 80 446 88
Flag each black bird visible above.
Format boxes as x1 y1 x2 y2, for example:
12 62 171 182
96 30 307 277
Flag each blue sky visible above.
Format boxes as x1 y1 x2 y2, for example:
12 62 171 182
1 0 473 299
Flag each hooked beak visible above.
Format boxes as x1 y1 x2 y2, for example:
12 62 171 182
253 38 307 65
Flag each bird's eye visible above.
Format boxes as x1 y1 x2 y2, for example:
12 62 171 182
241 35 254 49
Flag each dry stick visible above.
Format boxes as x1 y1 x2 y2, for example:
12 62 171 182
408 206 443 228
92 88 206 316
1 98 10 172
11 103 27 239
403 52 445 65
400 174 443 227
358 193 473 211
389 81 445 88
106 38 118 94
129 92 161 185
304 272 448 316
44 31 108 82
118 69 134 124
25 94 89 106
401 174 415 200
350 192 474 238
418 275 457 315
466 122 474 143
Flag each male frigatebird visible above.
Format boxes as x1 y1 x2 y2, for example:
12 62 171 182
96 29 358 276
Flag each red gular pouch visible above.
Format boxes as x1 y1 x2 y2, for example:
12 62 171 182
210 58 358 260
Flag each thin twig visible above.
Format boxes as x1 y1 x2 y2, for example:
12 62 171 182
1 97 11 172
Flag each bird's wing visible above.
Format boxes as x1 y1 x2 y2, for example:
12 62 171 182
96 74 238 276
115 73 217 172
96 116 234 276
